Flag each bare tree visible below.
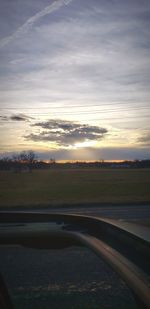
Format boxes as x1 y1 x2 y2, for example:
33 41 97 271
21 150 36 171
19 151 36 164
12 150 36 172
49 157 56 164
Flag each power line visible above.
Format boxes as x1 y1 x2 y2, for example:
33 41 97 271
0 115 149 123
0 108 149 116
0 103 149 110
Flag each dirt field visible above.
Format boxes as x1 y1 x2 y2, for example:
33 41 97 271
0 168 150 207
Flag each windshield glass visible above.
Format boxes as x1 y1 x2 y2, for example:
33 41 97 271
0 1 150 308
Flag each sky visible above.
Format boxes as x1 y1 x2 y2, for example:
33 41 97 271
0 0 150 161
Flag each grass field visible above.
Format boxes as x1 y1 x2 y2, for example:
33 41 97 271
0 168 150 207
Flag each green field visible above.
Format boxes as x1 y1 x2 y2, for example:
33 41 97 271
0 168 150 207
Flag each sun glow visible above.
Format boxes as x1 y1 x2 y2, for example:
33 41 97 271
74 140 97 149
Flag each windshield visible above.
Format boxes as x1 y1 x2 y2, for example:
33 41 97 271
0 1 150 308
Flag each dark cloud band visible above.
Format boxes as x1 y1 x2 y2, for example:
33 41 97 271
0 114 33 122
25 119 108 147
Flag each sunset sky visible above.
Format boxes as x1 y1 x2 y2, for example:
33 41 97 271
0 0 150 161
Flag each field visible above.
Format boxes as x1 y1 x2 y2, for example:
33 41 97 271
0 168 150 207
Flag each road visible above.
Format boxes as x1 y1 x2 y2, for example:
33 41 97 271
25 203 150 222
2 203 150 219
0 204 150 309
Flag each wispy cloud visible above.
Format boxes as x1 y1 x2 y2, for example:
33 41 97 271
0 115 8 121
0 0 73 49
137 133 150 146
0 0 150 160
25 119 108 147
10 114 33 122
0 113 33 122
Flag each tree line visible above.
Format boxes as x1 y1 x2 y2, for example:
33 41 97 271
0 151 150 171
0 151 37 172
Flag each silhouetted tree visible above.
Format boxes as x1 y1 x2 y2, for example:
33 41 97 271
20 150 36 171
49 158 56 164
19 150 36 163
10 150 37 172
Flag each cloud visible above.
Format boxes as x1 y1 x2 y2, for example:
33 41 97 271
0 0 73 49
0 115 8 121
137 133 150 146
2 1 149 108
1 0 150 108
35 145 150 161
10 113 33 121
14 146 150 161
25 119 108 147
0 0 150 156
1 145 150 161
0 113 33 122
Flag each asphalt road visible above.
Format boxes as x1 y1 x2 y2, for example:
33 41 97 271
0 204 149 309
26 204 150 222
